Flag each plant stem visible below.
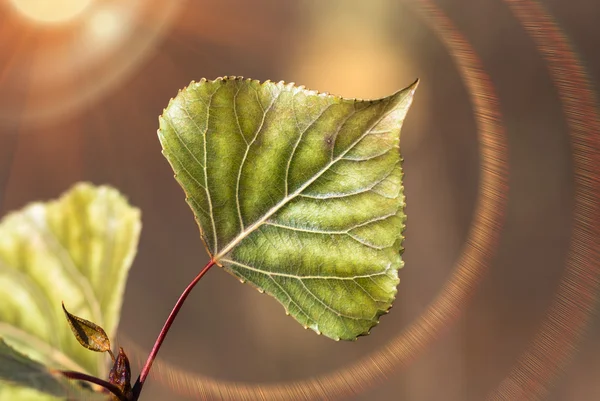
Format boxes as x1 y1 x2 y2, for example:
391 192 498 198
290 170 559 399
131 259 215 399
59 370 126 401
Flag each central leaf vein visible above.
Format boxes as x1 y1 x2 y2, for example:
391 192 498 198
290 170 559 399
213 97 395 261
221 259 388 280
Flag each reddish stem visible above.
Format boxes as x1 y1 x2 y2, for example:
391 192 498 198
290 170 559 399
132 259 215 399
59 370 126 401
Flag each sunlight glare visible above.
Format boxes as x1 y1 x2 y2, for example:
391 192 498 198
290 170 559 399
9 0 95 24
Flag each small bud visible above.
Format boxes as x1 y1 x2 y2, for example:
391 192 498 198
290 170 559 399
109 348 132 401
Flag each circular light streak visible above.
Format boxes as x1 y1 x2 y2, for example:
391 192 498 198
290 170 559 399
488 1 600 399
8 0 94 24
124 0 510 398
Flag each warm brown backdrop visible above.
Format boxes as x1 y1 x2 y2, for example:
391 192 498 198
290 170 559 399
0 0 599 400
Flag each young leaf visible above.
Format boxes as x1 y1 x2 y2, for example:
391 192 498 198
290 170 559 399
0 338 108 400
62 303 112 356
159 77 417 340
0 183 141 397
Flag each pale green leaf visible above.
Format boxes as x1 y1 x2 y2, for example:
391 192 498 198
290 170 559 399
159 77 417 340
0 338 107 401
0 183 141 398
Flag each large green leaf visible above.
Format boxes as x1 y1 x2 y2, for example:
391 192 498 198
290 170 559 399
159 77 417 340
0 183 141 399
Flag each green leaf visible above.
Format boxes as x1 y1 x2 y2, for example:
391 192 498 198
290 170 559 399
0 338 107 400
0 183 141 398
159 77 417 340
62 303 112 355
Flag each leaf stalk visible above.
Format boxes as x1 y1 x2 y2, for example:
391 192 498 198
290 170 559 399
59 370 128 401
131 259 216 399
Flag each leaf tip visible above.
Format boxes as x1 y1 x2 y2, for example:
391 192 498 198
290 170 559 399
393 78 419 100
409 78 420 91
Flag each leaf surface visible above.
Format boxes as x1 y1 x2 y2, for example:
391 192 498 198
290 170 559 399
0 338 107 401
159 77 417 340
62 303 112 355
0 183 141 398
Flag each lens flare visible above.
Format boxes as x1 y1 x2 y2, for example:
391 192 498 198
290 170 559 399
0 0 182 127
85 6 127 47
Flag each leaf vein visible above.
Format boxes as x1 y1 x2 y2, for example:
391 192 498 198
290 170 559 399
177 87 220 252
235 90 282 231
222 258 388 281
285 100 335 196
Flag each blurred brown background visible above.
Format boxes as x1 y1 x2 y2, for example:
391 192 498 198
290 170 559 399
0 0 599 400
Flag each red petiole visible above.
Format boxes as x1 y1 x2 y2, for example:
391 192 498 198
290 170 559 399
131 259 216 400
59 370 128 401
